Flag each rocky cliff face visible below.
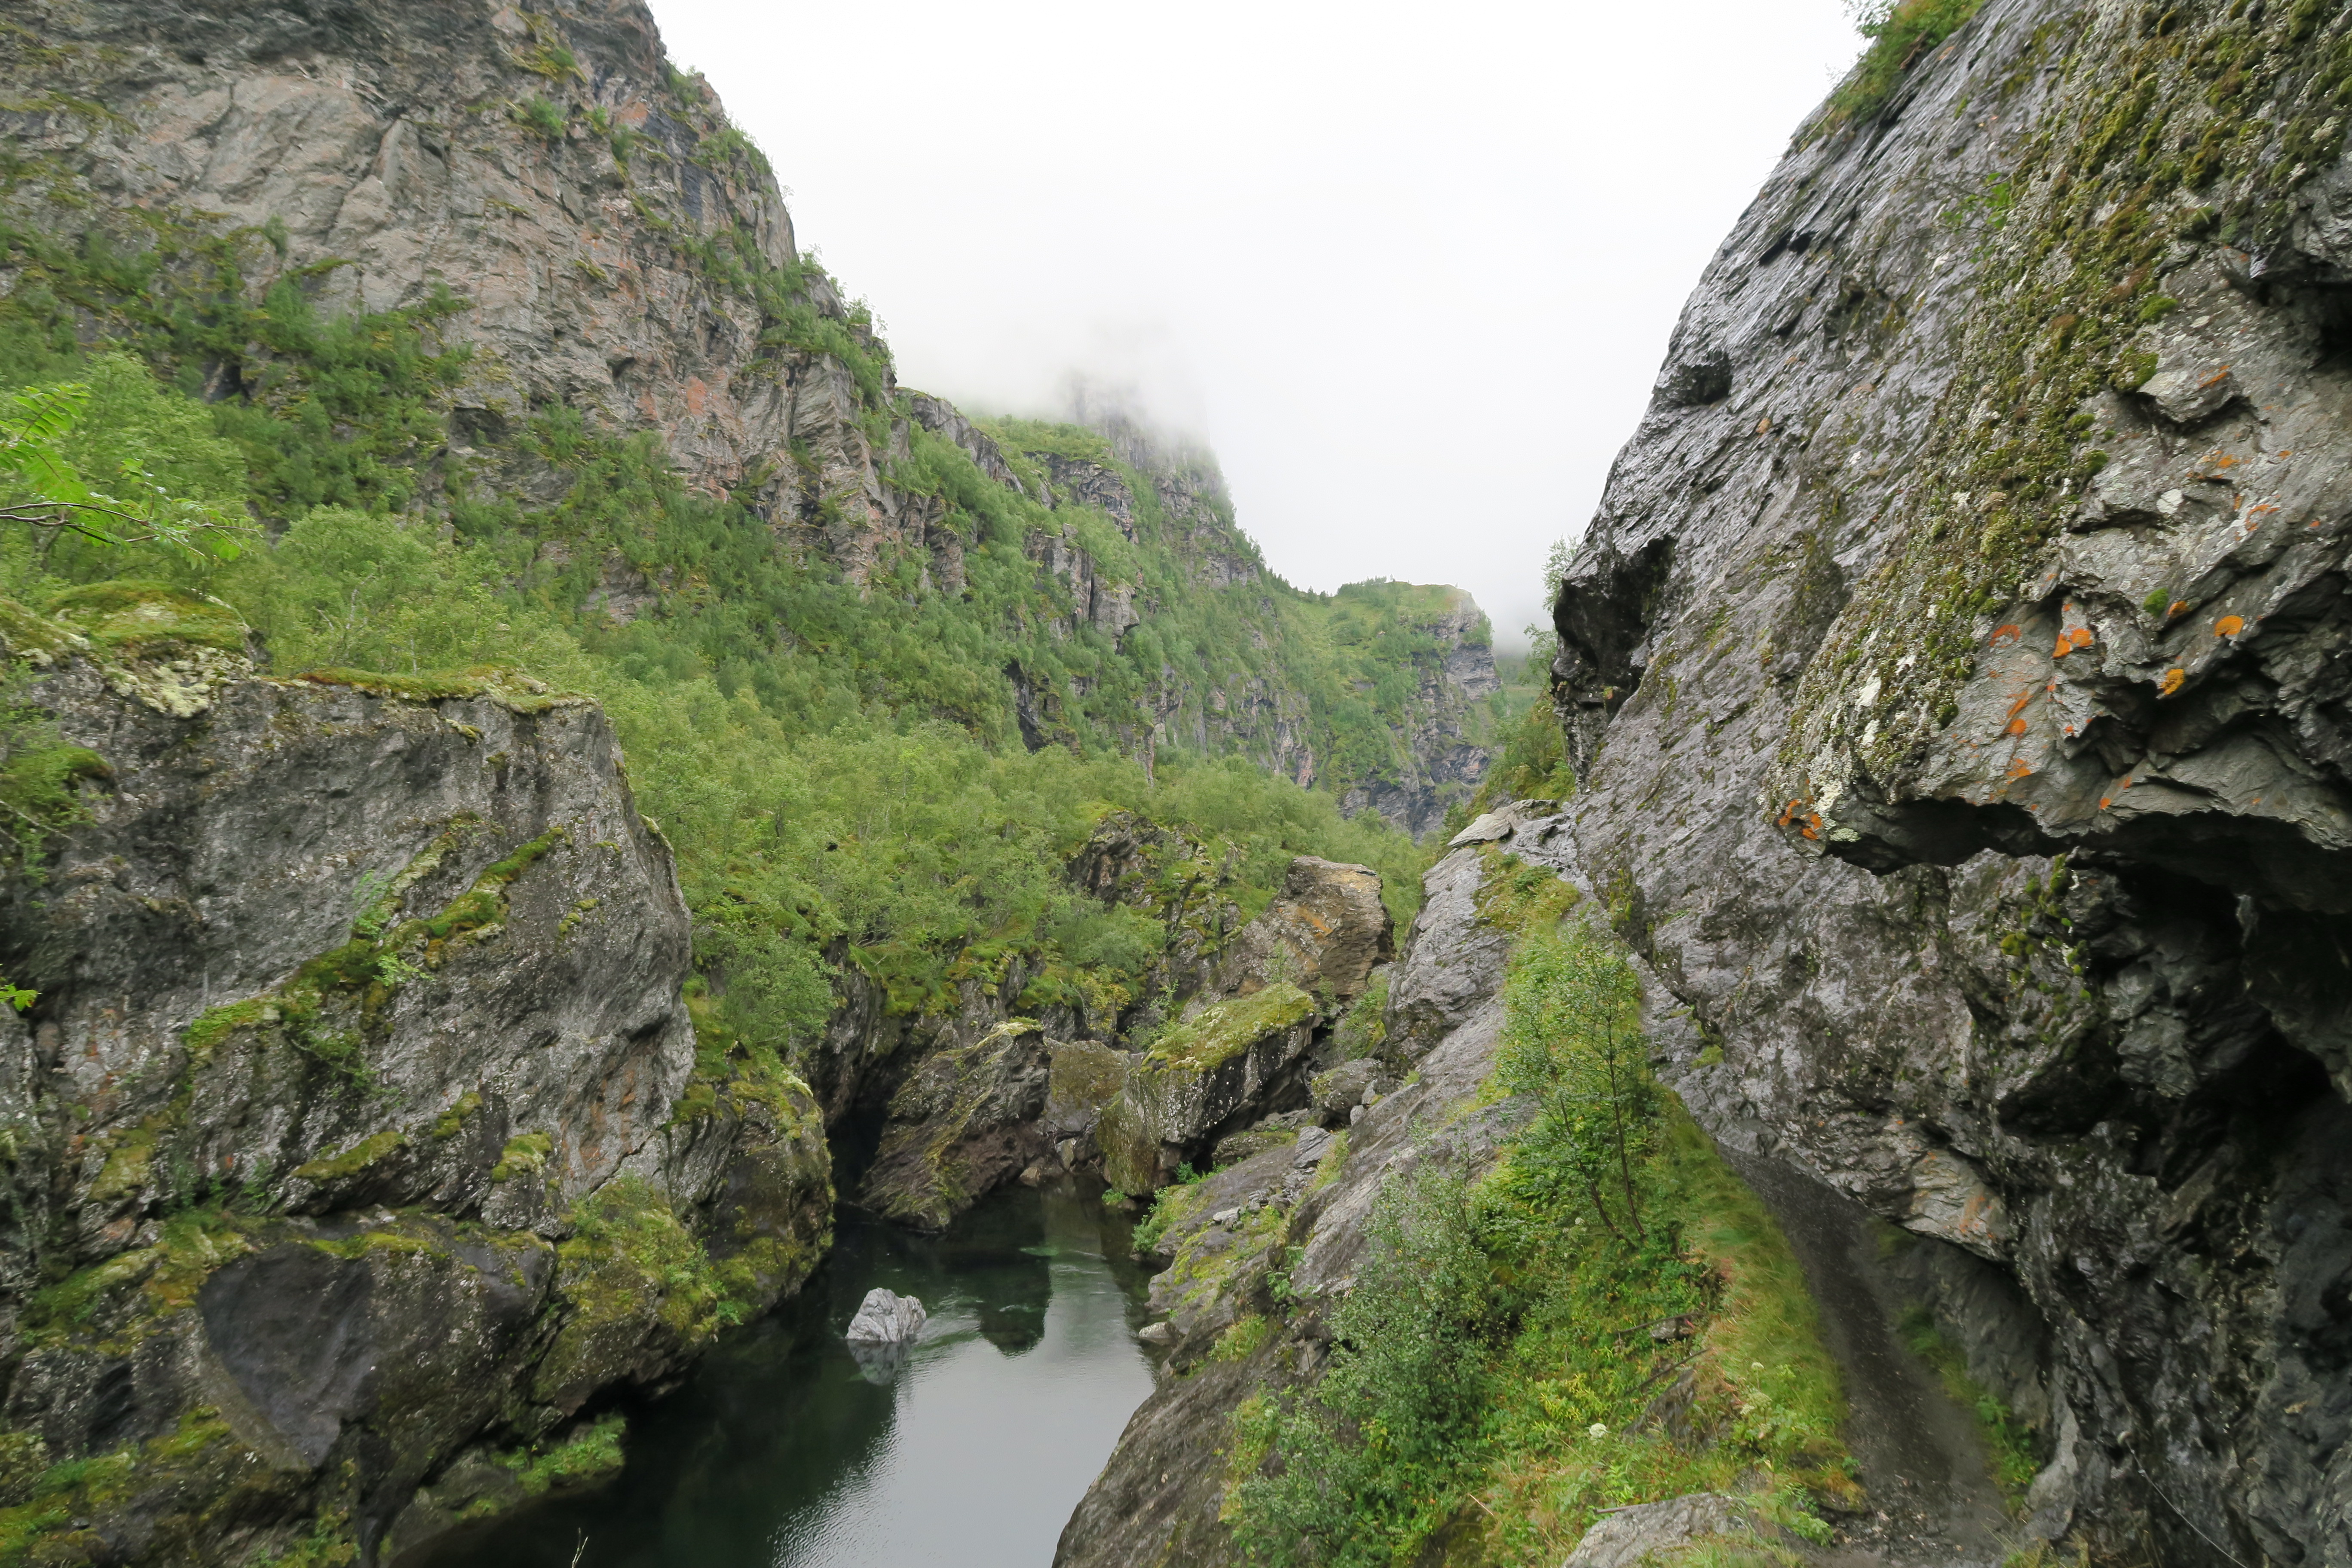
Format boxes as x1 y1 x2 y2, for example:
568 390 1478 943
0 592 827 1565
1551 0 2352 1559
0 0 1500 834
1057 822 1536 1568
852 818 1396 1233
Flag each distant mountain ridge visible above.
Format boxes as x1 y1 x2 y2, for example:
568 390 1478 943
0 0 1504 830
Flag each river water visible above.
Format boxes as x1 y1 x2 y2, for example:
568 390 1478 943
417 1180 1158 1568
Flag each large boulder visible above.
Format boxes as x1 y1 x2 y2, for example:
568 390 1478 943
1097 984 1317 1194
1217 857 1393 1002
845 1288 928 1344
859 1020 1053 1231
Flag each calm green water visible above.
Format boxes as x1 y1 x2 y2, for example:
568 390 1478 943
415 1181 1158 1568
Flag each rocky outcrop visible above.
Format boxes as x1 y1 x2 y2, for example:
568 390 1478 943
858 1020 1054 1231
1547 0 2352 1559
1095 984 1319 1194
1214 856 1394 1002
0 597 827 1566
1056 829 1540 1568
858 832 1398 1225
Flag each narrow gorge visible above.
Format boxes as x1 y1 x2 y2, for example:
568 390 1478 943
0 0 2348 1566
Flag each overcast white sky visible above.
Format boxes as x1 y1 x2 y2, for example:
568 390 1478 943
646 0 1862 650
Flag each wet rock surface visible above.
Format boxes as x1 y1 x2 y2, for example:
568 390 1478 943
0 632 827 1565
1547 0 2352 1557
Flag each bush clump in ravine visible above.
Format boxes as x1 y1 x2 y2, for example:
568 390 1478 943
1231 918 1855 1566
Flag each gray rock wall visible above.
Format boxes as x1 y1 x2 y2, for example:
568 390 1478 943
0 611 828 1566
1549 0 2352 1559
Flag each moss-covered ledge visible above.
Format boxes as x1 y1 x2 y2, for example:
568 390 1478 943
1100 983 1319 1194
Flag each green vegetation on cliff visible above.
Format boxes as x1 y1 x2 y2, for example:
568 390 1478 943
0 346 1429 1065
1231 919 1851 1567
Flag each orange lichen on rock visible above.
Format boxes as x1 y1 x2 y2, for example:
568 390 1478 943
2215 615 2246 637
1989 624 2022 648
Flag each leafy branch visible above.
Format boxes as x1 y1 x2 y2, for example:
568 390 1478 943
0 384 252 558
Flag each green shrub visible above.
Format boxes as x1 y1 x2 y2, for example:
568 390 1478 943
514 95 566 141
1230 901 1852 1565
1817 0 1988 137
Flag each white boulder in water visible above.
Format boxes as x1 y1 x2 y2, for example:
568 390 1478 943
845 1287 928 1344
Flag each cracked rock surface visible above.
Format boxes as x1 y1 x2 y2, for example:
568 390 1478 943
1550 0 2352 1559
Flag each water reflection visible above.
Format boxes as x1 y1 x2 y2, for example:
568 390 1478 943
412 1181 1156 1568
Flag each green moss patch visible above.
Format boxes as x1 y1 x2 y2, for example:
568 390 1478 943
536 1176 728 1404
1473 845 1582 935
42 580 251 658
490 1131 553 1183
0 596 87 665
497 1413 626 1496
289 665 583 712
430 1091 484 1141
1143 983 1314 1074
292 1128 405 1183
20 1208 251 1353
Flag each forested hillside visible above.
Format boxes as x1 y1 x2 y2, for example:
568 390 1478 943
0 6 1537 1559
0 0 1513 1067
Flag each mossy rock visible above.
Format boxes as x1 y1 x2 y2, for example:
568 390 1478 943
534 1177 721 1414
1143 985 1314 1074
1102 984 1319 1194
0 595 89 666
43 581 253 659
289 665 587 713
1045 1040 1131 1136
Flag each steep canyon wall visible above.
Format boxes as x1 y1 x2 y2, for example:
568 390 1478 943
1552 0 2352 1559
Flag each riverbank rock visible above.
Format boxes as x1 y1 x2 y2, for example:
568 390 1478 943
1096 984 1318 1194
859 1020 1054 1232
845 1288 928 1344
0 619 826 1567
